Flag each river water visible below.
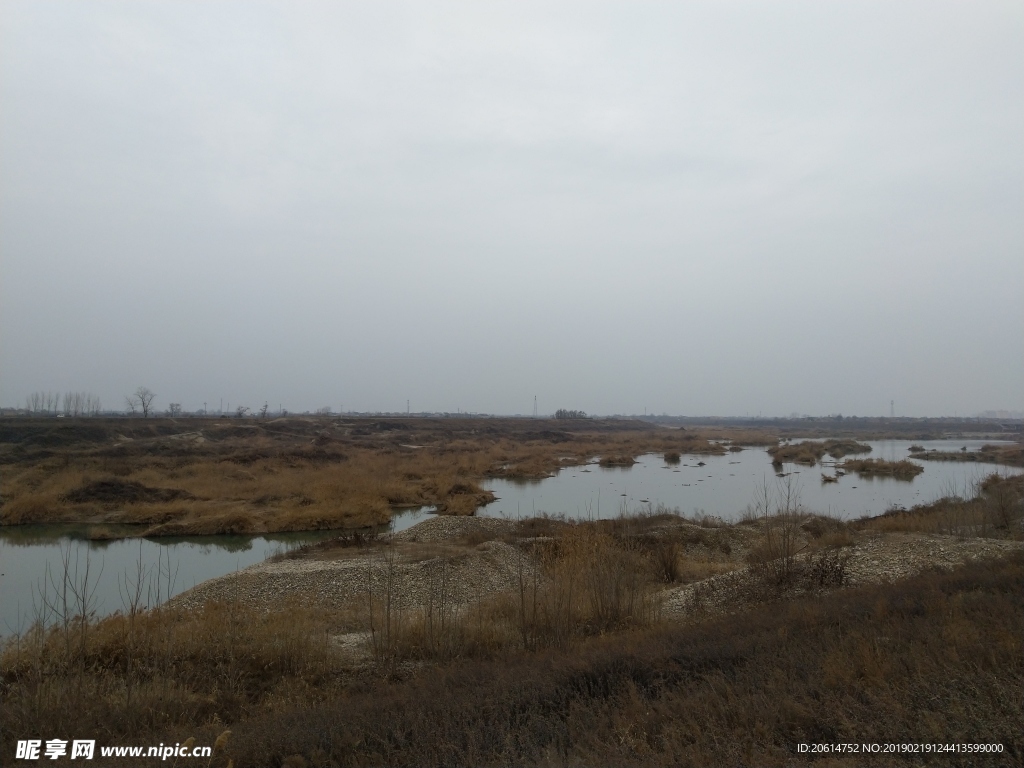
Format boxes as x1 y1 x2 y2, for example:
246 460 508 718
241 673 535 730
478 439 1019 522
1 439 1017 635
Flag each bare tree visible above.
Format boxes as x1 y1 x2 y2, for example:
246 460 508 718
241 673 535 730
135 387 156 418
259 402 269 419
235 405 250 418
26 392 46 413
124 395 138 416
63 391 86 417
166 403 182 417
28 390 100 416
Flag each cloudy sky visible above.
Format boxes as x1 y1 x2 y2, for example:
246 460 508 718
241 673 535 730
2 1 1021 417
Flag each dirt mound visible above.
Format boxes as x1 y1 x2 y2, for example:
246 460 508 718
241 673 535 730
62 479 193 506
394 514 514 543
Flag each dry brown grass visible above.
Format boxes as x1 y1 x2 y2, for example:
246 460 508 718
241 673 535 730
840 458 924 479
0 416 729 536
768 439 872 466
914 443 1024 467
857 473 1024 539
366 519 672 664
5 496 1022 766
8 549 1020 766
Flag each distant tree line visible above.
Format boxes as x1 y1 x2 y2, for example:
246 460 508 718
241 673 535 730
25 391 102 416
554 409 588 420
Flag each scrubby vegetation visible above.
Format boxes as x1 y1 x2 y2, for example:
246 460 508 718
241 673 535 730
598 455 638 467
840 458 924 479
768 439 871 466
4 416 1022 765
914 443 1024 467
219 556 1024 766
857 473 1024 539
4 467 1022 765
3 505 1021 767
0 417 724 536
554 409 588 419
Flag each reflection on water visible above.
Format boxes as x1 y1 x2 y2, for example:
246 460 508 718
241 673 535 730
3 440 1018 635
0 507 436 636
479 439 1021 523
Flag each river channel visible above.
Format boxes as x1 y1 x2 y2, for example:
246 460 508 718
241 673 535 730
1 439 1017 635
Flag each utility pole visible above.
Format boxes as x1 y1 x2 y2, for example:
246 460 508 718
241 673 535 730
533 395 538 418
204 402 207 416
407 399 410 415
890 400 895 418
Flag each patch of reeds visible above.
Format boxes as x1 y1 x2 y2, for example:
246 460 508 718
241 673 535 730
768 439 871 466
857 473 1023 539
0 418 732 535
914 444 1024 467
821 439 872 458
767 441 827 466
840 458 924 479
599 455 637 467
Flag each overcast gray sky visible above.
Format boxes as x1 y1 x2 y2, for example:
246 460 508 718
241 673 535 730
2 1 1021 417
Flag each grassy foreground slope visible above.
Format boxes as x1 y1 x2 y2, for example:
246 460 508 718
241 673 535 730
4 551 1018 767
4 473 1022 767
222 553 1023 767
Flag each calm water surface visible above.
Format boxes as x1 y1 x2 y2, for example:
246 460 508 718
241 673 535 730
2 439 1017 635
0 527 346 636
479 439 1021 522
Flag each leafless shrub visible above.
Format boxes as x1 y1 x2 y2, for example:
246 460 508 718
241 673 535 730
746 476 806 586
653 539 682 583
806 548 850 587
367 543 404 667
985 478 1023 533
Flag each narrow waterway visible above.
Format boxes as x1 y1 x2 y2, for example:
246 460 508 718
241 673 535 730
1 439 1017 635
